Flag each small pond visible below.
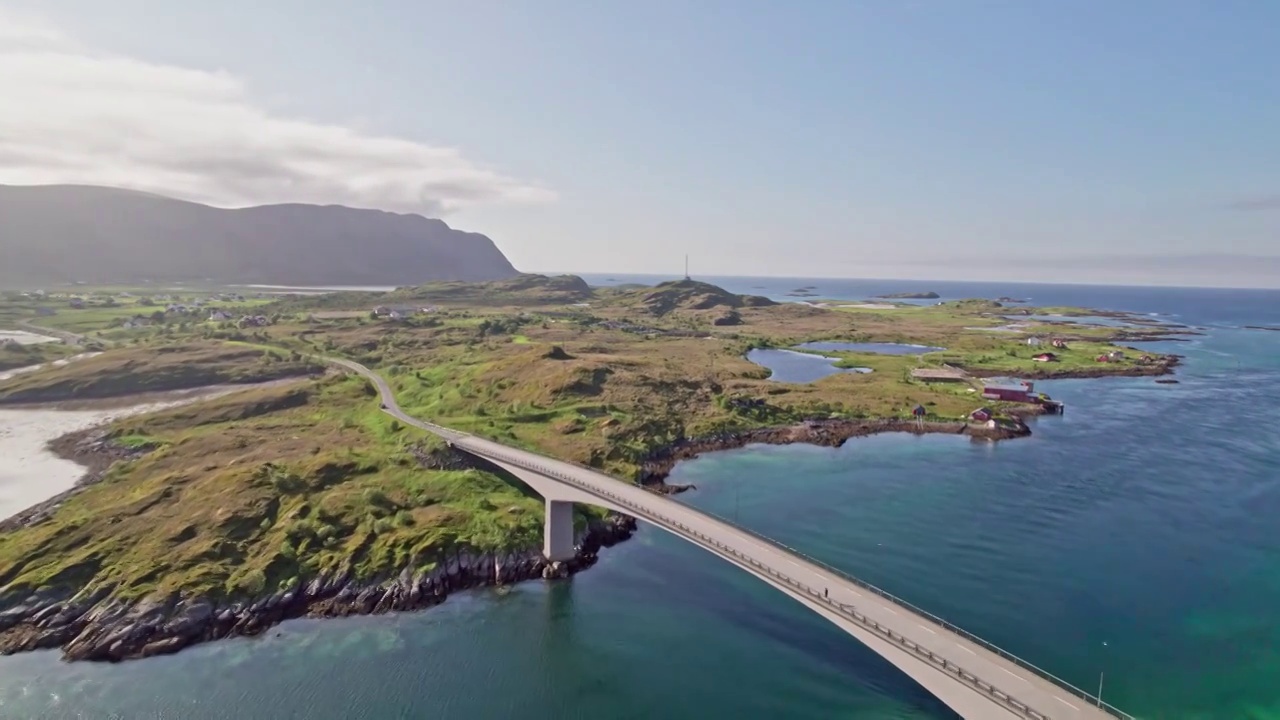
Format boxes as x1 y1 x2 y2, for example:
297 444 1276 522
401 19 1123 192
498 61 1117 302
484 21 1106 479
795 341 945 355
745 349 871 383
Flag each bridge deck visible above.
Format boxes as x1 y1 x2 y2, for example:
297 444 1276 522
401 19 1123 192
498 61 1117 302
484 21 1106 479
331 356 1131 720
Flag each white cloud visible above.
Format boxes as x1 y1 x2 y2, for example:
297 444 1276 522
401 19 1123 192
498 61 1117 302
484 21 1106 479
0 7 554 215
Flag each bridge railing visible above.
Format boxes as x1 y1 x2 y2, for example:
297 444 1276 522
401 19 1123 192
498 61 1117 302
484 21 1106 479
342 359 1132 720
463 438 1136 720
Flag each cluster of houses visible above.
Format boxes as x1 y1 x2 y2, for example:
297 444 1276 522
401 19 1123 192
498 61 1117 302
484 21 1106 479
372 305 437 320
207 311 271 328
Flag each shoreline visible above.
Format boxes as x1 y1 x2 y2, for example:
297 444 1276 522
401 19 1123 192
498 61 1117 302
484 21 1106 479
0 344 1172 662
637 416 1031 492
0 407 1029 663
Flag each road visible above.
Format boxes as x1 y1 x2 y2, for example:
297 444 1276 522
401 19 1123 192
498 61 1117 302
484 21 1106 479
17 319 84 345
329 356 1130 720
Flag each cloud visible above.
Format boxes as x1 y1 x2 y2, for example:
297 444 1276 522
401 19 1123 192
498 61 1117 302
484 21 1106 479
0 7 554 216
1225 195 1280 212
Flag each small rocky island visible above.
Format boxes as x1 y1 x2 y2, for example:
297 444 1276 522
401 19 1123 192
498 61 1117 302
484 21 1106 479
874 291 940 299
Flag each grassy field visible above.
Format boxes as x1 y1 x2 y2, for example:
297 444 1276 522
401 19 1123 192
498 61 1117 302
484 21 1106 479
0 341 79 373
0 343 323 403
0 379 546 602
0 276 1180 609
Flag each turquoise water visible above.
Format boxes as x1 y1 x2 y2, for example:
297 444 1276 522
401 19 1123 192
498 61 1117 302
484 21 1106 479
2 282 1279 719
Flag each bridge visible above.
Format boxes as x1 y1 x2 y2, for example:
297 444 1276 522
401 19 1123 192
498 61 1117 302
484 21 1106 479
330 357 1133 720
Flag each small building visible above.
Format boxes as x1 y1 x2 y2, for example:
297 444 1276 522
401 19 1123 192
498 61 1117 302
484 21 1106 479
911 367 969 382
69 298 85 309
209 310 232 322
982 379 1035 403
372 306 391 317
970 407 993 422
387 309 405 320
1026 336 1043 347
1032 352 1058 362
1051 338 1069 349
1108 350 1126 360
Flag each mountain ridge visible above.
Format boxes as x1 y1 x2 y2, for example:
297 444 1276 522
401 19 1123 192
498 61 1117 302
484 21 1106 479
0 184 519 286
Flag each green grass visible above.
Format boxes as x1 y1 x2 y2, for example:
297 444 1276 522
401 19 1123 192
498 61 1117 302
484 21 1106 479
0 378 545 603
0 341 78 373
0 276 1182 619
0 342 323 403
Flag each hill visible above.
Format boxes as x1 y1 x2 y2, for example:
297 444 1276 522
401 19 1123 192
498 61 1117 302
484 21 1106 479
0 185 519 286
626 279 777 316
391 274 593 306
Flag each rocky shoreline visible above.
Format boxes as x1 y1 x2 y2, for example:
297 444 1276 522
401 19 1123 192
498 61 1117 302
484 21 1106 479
637 416 1029 491
0 513 636 662
0 426 639 662
0 405 1029 662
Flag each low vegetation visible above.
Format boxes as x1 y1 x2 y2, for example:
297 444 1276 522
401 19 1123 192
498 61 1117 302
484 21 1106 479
0 276 1179 614
0 343 322 403
0 379 544 603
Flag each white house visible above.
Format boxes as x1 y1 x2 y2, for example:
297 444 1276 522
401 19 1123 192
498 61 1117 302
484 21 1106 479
209 310 232 322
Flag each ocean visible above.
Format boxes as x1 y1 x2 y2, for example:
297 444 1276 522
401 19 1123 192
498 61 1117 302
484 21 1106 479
1 278 1277 720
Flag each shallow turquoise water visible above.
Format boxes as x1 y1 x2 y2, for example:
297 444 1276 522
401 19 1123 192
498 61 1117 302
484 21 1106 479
1 283 1278 720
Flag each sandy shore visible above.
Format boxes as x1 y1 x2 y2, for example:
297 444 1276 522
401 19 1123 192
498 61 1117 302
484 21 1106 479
0 384 273 521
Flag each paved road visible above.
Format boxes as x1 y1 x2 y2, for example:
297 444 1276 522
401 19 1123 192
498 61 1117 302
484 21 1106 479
330 356 1131 720
17 319 83 346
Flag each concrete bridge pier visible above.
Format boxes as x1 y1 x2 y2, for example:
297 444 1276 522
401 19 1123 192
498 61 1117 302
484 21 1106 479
544 499 576 562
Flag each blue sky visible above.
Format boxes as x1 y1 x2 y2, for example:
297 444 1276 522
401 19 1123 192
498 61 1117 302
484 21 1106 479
3 1 1278 287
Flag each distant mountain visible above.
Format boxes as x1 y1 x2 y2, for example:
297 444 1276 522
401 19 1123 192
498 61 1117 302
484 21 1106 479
0 185 519 286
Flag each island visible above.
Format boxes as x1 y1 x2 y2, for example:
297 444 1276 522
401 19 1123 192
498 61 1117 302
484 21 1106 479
874 291 940 299
0 277 1184 661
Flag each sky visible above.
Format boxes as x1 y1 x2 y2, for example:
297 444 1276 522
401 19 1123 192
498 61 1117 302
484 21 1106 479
2 1 1278 288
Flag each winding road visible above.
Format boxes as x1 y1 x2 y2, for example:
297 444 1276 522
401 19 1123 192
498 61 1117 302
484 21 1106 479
327 356 1132 720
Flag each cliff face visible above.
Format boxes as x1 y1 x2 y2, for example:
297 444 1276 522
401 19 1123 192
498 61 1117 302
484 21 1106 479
0 185 519 286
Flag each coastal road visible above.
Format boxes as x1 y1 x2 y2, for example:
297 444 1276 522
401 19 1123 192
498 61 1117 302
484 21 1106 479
328 356 1131 720
17 319 84 346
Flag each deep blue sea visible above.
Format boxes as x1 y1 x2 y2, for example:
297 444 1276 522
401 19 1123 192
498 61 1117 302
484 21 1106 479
2 277 1278 720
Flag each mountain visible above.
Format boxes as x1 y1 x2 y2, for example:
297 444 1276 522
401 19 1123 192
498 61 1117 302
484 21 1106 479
0 185 519 286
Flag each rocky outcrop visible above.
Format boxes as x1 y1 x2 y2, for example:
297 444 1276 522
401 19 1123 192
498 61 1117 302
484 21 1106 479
0 514 636 662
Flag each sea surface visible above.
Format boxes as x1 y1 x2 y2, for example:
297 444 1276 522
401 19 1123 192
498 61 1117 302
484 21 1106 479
2 279 1279 720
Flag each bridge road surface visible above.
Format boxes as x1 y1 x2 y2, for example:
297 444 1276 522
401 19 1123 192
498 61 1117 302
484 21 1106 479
330 357 1129 720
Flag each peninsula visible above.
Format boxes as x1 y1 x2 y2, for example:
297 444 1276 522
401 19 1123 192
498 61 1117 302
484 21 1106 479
0 277 1183 661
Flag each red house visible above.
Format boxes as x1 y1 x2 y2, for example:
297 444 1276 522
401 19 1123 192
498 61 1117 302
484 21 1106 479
982 380 1035 403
